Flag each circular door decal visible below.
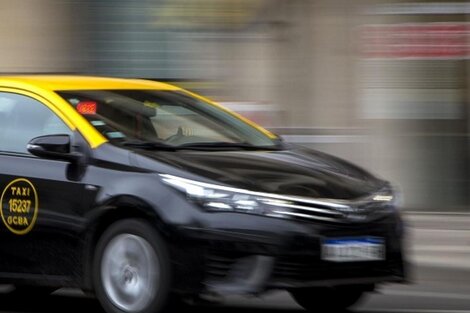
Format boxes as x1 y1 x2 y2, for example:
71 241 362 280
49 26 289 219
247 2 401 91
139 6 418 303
0 178 38 235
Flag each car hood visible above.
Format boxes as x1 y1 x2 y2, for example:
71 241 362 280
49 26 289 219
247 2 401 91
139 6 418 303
132 145 385 200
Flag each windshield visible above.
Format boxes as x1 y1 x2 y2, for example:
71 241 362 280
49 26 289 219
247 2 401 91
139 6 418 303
57 90 280 150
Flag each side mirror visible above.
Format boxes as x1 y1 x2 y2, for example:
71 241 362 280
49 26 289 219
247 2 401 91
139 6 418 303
27 134 82 162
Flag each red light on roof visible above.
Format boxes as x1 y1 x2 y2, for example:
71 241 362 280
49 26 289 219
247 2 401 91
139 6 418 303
77 101 97 115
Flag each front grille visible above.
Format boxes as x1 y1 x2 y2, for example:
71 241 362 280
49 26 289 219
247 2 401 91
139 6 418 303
264 189 394 224
266 198 386 223
265 198 345 222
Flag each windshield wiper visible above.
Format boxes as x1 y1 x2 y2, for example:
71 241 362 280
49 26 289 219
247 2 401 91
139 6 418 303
121 140 176 151
176 142 281 151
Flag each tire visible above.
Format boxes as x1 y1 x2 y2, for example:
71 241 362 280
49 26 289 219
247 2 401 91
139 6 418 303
93 218 171 313
290 286 366 312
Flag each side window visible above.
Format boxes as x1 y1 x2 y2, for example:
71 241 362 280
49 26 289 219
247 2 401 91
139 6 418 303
0 93 72 154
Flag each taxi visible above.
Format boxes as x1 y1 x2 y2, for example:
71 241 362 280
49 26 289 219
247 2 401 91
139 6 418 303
0 76 405 313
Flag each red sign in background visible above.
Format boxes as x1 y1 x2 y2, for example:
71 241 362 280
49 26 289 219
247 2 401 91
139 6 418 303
360 23 470 59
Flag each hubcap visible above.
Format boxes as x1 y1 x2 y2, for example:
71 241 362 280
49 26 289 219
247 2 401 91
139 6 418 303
101 234 160 312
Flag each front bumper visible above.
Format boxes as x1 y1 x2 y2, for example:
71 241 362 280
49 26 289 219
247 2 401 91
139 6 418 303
170 212 406 295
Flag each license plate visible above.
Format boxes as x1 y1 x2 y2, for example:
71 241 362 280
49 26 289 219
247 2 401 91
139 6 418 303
321 237 385 262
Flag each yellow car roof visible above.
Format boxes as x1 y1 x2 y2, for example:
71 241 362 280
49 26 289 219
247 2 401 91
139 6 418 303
0 75 277 148
0 75 180 91
0 75 181 149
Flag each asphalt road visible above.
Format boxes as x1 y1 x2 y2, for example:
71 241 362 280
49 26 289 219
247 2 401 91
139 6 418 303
0 264 469 313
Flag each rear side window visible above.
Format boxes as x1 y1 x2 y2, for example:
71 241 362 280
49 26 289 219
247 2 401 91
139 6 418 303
0 93 72 154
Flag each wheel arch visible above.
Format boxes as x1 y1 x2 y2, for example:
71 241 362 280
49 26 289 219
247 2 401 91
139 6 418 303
81 195 172 292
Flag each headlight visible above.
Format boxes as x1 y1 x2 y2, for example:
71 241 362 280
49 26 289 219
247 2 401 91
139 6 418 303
372 184 402 209
159 174 293 218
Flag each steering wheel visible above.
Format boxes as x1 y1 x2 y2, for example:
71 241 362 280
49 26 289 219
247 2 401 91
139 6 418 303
164 126 187 144
165 126 208 145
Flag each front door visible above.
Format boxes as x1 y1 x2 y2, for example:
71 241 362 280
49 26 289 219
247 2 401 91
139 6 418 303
0 91 87 279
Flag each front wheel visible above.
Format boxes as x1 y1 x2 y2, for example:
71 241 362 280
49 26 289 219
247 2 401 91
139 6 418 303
93 219 171 313
290 286 367 312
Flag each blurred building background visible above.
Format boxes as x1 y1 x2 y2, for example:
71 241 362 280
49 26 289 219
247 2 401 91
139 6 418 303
0 0 469 211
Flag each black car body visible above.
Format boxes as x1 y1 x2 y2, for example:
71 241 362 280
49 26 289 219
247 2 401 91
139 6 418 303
0 76 405 313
